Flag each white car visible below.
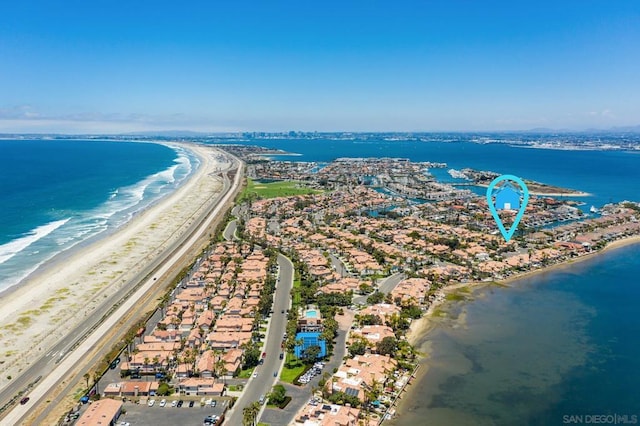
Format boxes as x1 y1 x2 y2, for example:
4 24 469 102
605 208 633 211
148 399 155 407
159 399 166 407
171 400 178 407
252 371 258 378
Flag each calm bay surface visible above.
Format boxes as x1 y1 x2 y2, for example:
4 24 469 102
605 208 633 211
221 137 640 425
392 243 640 425
2 136 638 423
221 138 640 207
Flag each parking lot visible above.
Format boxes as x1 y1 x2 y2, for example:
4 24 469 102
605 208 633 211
297 362 324 384
115 398 228 426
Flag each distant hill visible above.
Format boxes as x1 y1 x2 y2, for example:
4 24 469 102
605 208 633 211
525 125 640 134
606 125 640 133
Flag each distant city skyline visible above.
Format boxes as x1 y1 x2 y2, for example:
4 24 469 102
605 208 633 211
1 1 639 134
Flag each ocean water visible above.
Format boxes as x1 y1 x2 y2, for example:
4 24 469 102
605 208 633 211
214 137 640 425
0 139 196 291
2 136 638 424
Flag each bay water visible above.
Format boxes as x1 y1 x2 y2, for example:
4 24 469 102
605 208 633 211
392 243 640 425
1 136 638 424
218 137 640 425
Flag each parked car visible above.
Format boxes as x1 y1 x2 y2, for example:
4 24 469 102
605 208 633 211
189 400 195 408
204 415 219 426
259 394 266 404
148 399 155 407
20 397 29 405
171 400 178 407
159 399 166 407
252 371 258 378
211 400 217 407
177 400 184 407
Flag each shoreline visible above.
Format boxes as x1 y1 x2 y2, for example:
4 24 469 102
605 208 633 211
395 234 640 420
0 140 195 301
473 181 591 197
0 142 227 395
406 233 640 347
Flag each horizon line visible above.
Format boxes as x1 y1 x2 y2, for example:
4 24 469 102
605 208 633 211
2 127 640 137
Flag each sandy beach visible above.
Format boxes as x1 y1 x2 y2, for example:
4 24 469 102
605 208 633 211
0 142 228 395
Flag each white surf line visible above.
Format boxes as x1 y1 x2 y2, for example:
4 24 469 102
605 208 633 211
2 151 242 425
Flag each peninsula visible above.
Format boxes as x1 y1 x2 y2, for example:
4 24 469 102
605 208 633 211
6 149 639 426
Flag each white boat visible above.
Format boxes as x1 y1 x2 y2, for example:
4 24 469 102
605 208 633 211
590 205 599 213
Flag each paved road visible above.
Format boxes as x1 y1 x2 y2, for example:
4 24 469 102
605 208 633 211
261 309 351 426
353 272 406 305
223 253 293 425
328 253 350 278
223 219 238 241
378 272 406 294
1 149 244 425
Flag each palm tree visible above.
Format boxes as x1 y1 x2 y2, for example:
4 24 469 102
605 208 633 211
242 405 253 426
214 354 226 378
250 401 261 424
242 401 261 426
92 372 101 395
83 373 90 390
159 292 171 316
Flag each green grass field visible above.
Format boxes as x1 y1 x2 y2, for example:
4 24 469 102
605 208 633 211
237 366 255 379
241 178 322 200
280 354 307 384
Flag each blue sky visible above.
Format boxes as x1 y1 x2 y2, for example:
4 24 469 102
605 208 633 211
1 1 639 133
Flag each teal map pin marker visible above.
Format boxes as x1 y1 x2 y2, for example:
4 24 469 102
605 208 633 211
486 174 529 242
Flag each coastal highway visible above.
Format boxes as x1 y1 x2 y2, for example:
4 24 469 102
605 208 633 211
223 253 294 426
0 147 244 425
